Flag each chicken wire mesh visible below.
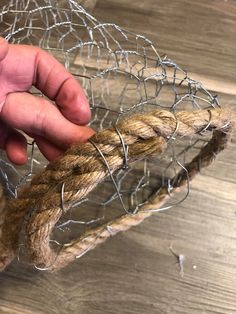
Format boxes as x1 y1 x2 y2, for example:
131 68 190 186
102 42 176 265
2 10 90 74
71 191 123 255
0 0 222 264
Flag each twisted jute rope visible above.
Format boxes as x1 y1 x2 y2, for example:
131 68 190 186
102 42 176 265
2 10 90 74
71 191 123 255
0 108 234 271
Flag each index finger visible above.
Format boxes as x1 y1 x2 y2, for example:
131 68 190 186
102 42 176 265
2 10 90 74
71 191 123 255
33 46 90 125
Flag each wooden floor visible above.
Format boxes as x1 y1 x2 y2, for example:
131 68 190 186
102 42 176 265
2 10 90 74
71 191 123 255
1 1 236 313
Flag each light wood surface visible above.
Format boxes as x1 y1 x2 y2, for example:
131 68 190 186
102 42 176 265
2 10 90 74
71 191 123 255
1 1 236 314
94 0 236 95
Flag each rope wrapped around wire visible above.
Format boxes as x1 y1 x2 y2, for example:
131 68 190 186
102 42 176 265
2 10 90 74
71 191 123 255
0 108 234 271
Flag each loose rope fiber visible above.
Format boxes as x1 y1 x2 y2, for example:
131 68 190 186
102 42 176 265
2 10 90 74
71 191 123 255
0 108 234 271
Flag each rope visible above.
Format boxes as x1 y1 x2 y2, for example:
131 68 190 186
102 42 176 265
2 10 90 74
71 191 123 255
0 108 234 271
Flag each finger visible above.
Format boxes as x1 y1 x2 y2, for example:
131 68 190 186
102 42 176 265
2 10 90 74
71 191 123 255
33 47 90 125
0 37 8 61
0 121 11 148
33 135 65 161
0 121 27 165
54 77 91 125
5 133 28 165
2 44 90 124
1 92 95 148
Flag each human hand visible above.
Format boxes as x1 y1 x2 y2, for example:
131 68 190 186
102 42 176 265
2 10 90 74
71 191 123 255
0 37 94 165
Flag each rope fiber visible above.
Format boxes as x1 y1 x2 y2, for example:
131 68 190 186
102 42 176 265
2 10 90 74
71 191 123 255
0 108 234 271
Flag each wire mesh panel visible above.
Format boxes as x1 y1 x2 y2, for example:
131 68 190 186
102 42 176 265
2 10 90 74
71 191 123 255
0 0 231 271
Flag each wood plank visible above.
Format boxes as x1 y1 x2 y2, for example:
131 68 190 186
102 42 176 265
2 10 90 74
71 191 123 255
74 56 236 96
93 0 236 90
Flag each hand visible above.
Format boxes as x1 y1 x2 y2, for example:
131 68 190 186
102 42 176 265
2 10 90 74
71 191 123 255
0 37 94 165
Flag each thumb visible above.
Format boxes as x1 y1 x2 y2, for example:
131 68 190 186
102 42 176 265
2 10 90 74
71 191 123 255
0 37 9 62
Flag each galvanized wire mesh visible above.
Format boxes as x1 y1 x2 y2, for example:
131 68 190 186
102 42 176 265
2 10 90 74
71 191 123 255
0 0 220 255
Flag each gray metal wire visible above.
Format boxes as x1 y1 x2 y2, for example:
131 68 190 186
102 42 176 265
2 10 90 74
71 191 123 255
0 0 220 253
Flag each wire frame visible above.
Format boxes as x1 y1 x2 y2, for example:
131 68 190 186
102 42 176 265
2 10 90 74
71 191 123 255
0 0 220 253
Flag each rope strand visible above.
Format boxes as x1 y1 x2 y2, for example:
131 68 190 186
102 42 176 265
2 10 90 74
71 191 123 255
0 108 234 271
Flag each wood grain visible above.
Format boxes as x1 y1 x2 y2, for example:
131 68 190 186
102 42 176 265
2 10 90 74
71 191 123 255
0 1 236 314
94 0 236 95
